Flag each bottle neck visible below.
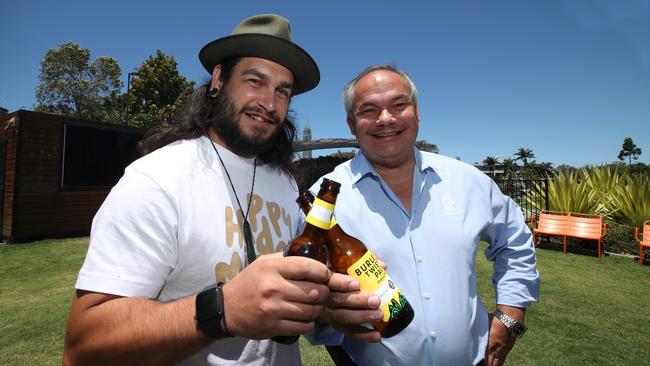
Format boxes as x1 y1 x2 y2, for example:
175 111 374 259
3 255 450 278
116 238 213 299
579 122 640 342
329 216 343 233
305 197 335 230
297 193 313 215
303 221 328 235
299 195 344 234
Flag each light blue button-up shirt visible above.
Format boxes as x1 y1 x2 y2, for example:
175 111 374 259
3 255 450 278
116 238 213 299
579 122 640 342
308 149 540 366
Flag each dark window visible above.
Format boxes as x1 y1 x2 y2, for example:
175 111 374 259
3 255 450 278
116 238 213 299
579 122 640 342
62 124 143 188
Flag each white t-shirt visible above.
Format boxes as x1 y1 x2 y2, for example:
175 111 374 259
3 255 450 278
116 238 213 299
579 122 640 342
76 136 301 365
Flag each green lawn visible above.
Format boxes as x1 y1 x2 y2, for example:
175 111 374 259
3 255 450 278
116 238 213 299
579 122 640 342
1 238 648 365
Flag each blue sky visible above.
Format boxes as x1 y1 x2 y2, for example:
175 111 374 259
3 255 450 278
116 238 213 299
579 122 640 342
2 0 649 167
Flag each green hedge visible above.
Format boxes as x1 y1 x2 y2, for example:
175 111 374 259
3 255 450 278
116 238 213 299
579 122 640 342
605 220 641 256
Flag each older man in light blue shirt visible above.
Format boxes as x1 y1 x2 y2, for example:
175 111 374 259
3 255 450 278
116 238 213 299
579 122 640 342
311 65 539 366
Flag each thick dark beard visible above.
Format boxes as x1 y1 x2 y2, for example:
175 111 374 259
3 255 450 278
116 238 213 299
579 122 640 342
209 92 282 157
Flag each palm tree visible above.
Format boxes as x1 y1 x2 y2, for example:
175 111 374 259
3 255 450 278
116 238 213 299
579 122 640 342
534 162 555 178
482 156 500 177
514 147 535 166
502 158 516 178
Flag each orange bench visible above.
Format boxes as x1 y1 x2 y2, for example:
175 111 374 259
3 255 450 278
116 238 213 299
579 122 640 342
635 221 650 265
531 210 569 244
531 210 607 258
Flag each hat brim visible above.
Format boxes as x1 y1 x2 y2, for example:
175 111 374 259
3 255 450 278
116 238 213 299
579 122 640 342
199 34 320 95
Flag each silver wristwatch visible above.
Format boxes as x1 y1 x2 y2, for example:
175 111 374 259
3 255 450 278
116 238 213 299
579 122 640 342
493 309 527 338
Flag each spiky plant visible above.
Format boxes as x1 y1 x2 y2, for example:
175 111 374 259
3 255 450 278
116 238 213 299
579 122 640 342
526 169 602 213
584 165 623 196
527 165 648 228
602 174 650 228
582 165 626 215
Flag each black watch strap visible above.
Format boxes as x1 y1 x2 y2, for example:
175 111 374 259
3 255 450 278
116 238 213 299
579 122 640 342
195 284 233 340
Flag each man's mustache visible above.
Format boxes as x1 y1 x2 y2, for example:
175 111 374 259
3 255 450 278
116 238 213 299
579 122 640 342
240 106 282 125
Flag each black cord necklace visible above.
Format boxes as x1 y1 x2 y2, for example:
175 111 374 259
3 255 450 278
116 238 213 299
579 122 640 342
207 137 258 265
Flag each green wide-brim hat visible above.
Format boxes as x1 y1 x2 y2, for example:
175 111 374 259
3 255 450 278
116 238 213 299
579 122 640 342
199 14 320 95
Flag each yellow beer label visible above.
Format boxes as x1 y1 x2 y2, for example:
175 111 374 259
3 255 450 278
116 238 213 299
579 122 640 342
330 216 337 228
347 251 407 322
306 198 334 230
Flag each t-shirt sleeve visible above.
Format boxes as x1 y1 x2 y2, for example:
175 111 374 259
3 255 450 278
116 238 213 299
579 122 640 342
75 170 178 299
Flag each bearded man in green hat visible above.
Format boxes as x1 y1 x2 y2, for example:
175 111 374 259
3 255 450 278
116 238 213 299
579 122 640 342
63 14 375 365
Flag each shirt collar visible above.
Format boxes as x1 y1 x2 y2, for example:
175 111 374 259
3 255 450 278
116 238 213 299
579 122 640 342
348 147 442 185
417 148 443 175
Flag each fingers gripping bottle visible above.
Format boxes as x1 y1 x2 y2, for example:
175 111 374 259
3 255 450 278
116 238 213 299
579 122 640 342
297 184 414 338
273 179 341 344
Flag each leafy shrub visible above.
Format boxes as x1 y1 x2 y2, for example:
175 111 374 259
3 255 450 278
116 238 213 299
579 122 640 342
583 165 624 212
601 174 650 229
604 220 638 255
527 169 601 213
526 165 649 255
529 165 649 226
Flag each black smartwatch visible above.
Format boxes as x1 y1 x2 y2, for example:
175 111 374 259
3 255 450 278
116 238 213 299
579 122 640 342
195 283 233 340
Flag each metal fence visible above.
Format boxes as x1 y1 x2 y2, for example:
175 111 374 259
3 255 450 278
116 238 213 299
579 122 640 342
496 179 549 222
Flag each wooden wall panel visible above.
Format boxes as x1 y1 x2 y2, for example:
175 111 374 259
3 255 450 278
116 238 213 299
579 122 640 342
12 191 109 239
0 113 18 241
4 111 145 242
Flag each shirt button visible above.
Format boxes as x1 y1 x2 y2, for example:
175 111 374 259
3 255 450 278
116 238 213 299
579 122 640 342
430 331 437 338
416 256 423 262
424 292 431 299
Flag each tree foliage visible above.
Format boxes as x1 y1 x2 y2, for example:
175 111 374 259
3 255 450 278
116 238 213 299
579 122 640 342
514 147 535 166
35 42 123 122
531 161 555 178
127 50 195 129
556 164 578 173
625 162 650 177
482 156 500 177
516 161 554 179
502 158 516 178
329 150 356 159
617 137 642 165
415 140 439 153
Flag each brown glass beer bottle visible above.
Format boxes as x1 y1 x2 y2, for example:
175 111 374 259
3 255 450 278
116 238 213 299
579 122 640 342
297 186 414 338
283 178 340 261
273 179 341 344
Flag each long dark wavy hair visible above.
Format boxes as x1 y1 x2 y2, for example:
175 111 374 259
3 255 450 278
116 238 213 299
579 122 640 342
138 58 297 173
